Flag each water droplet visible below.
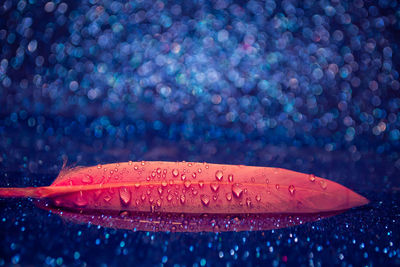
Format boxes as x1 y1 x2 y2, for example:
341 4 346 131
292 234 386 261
141 194 146 201
75 192 88 207
319 180 328 190
82 175 93 184
309 174 316 182
256 195 261 202
134 183 140 188
226 193 232 201
156 168 162 174
149 197 154 203
158 187 163 195
172 169 179 177
181 174 186 181
275 184 280 190
156 199 162 207
184 180 191 189
141 161 145 166
128 161 133 165
151 172 156 178
210 183 220 192
103 194 112 202
246 198 252 208
198 168 202 173
205 164 209 169
180 195 186 204
232 183 243 198
215 170 223 181
213 195 218 201
119 188 131 206
251 177 255 183
97 164 102 169
167 194 173 201
201 194 210 206
161 180 168 187
198 180 204 188
134 165 139 170
288 185 295 195
192 173 197 179
188 163 193 167
228 174 234 183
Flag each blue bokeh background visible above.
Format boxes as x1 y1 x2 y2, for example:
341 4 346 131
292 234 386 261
0 0 400 266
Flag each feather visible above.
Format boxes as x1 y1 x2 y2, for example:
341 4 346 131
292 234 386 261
0 161 369 214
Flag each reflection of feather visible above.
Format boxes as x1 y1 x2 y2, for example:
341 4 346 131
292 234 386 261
38 201 345 232
0 161 368 214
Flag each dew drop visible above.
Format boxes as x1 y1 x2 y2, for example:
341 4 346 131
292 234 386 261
198 168 202 173
192 173 197 179
198 180 205 188
141 161 145 166
180 195 186 204
246 198 252 208
255 195 261 202
156 168 162 174
288 185 295 195
75 192 88 207
167 194 173 201
213 195 218 201
319 180 328 190
134 165 139 171
158 187 163 195
128 161 133 165
215 170 223 181
156 199 162 207
97 164 102 169
141 194 146 201
172 169 179 177
205 164 209 169
228 174 234 183
210 183 220 192
161 180 168 187
82 175 93 184
275 184 280 190
103 194 112 202
232 183 243 198
184 180 191 189
188 163 193 167
119 188 131 206
200 194 210 206
181 174 186 181
309 174 316 182
192 190 198 196
226 193 232 201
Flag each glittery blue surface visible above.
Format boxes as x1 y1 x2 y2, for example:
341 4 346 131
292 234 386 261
1 0 400 265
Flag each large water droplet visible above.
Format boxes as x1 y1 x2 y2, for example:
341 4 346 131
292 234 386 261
232 183 243 198
119 188 131 206
215 170 223 181
309 174 316 182
288 185 295 195
228 174 234 183
210 183 220 192
82 175 93 184
201 194 210 206
172 169 179 177
198 180 204 188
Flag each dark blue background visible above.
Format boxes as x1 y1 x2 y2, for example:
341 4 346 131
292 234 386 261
1 0 399 266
